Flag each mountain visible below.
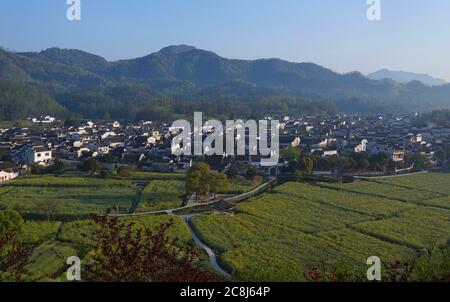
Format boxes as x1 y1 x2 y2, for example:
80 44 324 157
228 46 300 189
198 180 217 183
2 45 450 120
0 78 67 120
20 47 110 75
367 69 448 86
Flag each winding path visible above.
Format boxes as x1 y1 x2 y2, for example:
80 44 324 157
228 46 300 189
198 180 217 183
108 178 276 277
181 215 231 278
110 177 277 217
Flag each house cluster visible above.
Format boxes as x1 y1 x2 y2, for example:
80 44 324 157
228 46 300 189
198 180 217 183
279 113 444 167
0 113 448 182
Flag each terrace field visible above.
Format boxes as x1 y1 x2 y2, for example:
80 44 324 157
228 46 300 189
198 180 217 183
2 171 450 281
5 213 193 281
0 175 137 219
136 180 185 212
0 172 190 218
191 174 450 281
320 180 441 204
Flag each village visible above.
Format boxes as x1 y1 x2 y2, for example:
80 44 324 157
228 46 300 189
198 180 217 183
0 112 447 183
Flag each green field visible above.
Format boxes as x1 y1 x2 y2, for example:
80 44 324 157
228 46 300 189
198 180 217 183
127 171 186 181
26 241 78 280
321 180 441 204
221 178 264 194
3 172 450 281
191 174 450 281
8 214 193 281
0 175 137 219
0 173 189 218
136 180 185 212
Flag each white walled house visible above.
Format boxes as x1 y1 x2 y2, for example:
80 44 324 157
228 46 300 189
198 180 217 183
323 149 338 157
24 146 53 164
0 170 19 182
0 162 20 183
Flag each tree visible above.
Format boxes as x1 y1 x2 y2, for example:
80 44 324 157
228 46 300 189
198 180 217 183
369 152 390 172
117 166 133 178
186 163 230 199
360 159 370 171
209 173 229 198
302 156 314 175
351 152 370 171
186 162 211 196
282 145 301 162
293 170 303 182
79 159 103 175
52 159 65 174
412 152 431 171
186 171 201 196
0 211 32 281
282 145 302 173
99 153 119 164
0 210 23 235
84 213 223 282
226 166 238 180
245 167 259 180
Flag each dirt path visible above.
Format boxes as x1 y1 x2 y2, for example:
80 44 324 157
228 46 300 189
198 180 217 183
181 215 231 278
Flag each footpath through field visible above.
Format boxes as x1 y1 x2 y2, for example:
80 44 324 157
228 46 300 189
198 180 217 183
181 214 231 278
110 178 277 217
109 177 276 277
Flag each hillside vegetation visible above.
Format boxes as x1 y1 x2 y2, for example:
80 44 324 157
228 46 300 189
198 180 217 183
2 46 450 120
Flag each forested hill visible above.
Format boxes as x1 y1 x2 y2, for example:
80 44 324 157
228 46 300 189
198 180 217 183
0 78 67 121
1 45 450 121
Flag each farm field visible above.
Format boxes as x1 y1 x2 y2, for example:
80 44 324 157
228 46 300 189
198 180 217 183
274 182 416 218
127 171 186 181
136 180 185 212
4 214 193 281
373 172 450 195
134 176 262 212
3 171 450 281
191 174 450 281
0 172 208 281
0 181 137 219
320 180 442 204
222 178 264 194
0 172 189 218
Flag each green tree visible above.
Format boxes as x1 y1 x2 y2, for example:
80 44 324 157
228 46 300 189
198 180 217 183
52 159 65 174
79 159 103 175
302 156 314 175
412 152 431 171
186 171 201 196
226 166 238 180
369 152 391 172
282 145 301 162
0 210 23 235
0 211 31 281
186 162 211 196
246 167 259 180
209 173 230 198
117 166 133 178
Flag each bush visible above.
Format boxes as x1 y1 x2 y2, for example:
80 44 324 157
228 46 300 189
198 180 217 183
29 160 65 175
78 159 102 175
117 166 134 178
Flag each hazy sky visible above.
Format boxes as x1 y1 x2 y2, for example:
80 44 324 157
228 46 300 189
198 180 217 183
1 0 450 80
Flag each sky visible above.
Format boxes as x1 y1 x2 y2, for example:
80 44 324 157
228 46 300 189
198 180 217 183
1 0 450 81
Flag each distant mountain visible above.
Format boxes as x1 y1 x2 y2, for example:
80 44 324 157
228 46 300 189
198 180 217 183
0 78 67 120
367 69 448 86
2 45 450 120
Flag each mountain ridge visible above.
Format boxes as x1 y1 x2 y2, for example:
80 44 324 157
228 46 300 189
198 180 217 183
2 45 450 120
367 69 448 87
